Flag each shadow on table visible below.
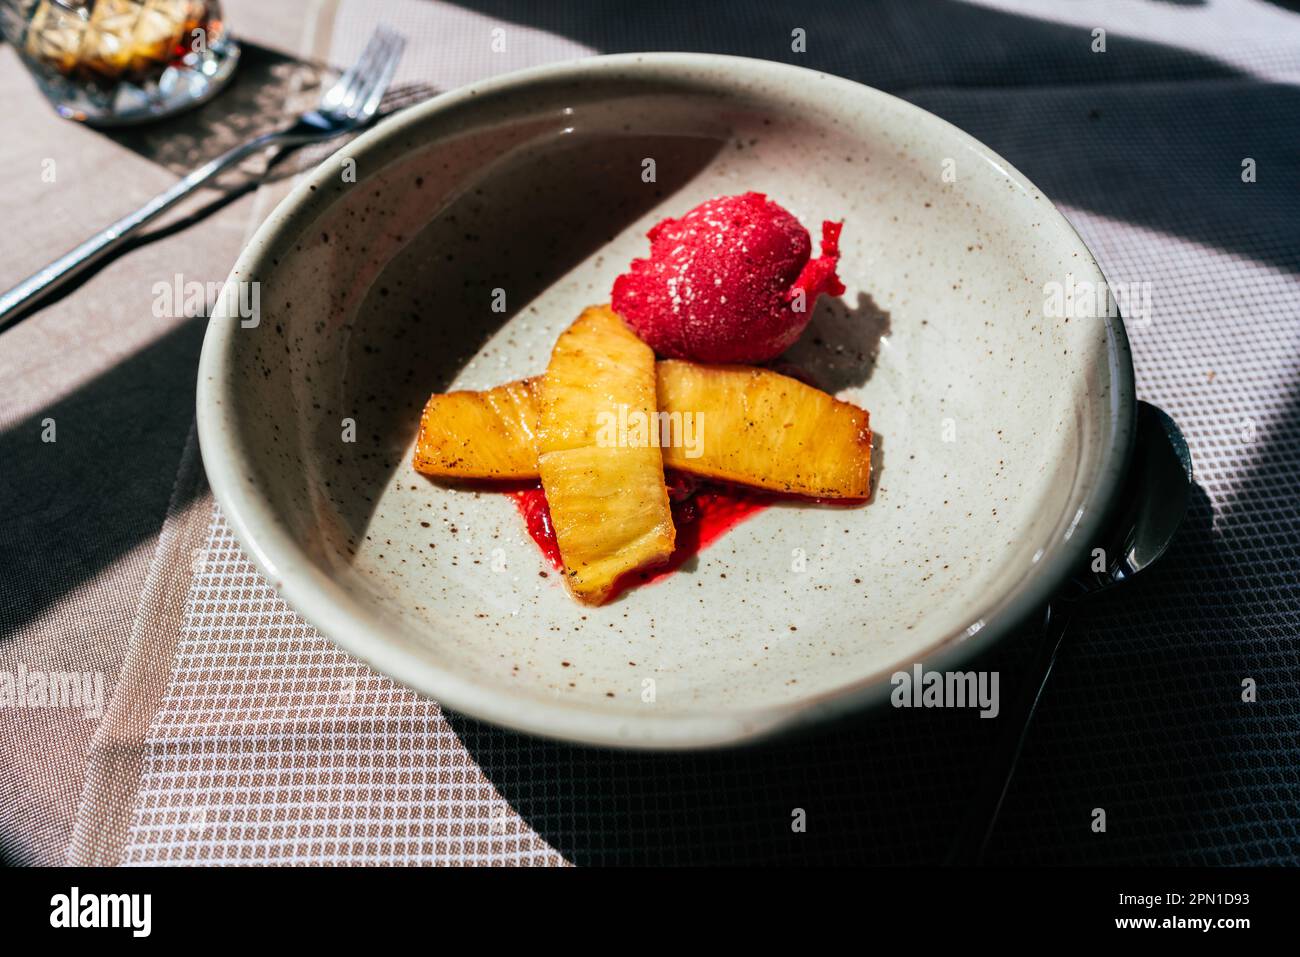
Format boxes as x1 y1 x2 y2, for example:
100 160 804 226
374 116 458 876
101 41 330 178
447 457 1293 865
990 430 1300 864
0 49 319 645
445 649 1025 865
0 318 209 647
452 0 1299 279
449 415 1297 866
0 50 441 647
103 42 437 182
0 42 438 326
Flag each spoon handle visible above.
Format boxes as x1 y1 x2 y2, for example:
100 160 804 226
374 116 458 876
946 600 1074 864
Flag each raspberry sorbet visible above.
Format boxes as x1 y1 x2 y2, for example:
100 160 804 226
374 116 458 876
612 192 845 363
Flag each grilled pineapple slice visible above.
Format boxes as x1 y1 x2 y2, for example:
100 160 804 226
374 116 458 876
536 306 675 603
414 364 871 499
413 378 539 480
656 360 872 498
539 444 675 601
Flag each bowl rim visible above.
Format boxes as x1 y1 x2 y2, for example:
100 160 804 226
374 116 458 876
197 51 1136 750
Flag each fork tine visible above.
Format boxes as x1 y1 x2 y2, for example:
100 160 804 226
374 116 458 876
319 51 366 111
352 32 406 119
336 33 392 116
319 27 391 112
344 29 404 119
334 35 389 114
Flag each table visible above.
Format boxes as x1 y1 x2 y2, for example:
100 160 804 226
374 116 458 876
1 0 1297 865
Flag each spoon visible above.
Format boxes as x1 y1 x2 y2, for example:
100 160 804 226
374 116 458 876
947 401 1193 864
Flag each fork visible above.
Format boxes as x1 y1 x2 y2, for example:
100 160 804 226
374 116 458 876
0 26 407 331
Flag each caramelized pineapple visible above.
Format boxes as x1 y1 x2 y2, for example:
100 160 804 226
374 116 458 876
536 306 675 603
415 362 871 498
413 379 539 480
656 360 872 498
539 444 676 601
537 307 662 453
410 364 868 501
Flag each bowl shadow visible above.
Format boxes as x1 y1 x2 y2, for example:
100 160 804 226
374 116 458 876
782 290 892 394
320 131 727 555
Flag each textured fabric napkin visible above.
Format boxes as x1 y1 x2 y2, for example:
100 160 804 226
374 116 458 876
2 0 1298 866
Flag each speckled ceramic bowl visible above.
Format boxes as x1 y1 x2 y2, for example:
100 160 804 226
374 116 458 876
197 53 1134 749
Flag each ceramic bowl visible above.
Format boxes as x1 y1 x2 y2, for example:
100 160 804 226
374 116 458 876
197 53 1134 749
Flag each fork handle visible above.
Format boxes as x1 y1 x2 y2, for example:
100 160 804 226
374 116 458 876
0 131 280 331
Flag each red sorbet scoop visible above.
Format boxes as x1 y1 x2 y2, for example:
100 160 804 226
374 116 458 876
612 192 844 363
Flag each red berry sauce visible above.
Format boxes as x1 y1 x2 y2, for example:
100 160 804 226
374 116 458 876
509 473 774 598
